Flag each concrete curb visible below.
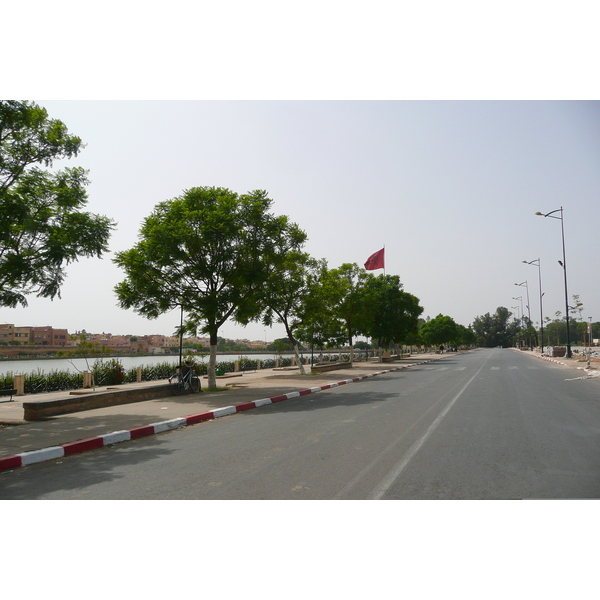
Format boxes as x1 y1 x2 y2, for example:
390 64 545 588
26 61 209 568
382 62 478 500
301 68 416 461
0 359 443 473
514 348 599 377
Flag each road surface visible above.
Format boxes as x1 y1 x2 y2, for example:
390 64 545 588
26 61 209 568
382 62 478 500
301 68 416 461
1 349 599 499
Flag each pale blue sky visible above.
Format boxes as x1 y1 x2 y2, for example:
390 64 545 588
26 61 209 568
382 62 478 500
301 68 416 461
4 100 599 341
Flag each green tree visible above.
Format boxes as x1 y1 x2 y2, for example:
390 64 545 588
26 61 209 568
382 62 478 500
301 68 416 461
271 338 293 355
260 252 324 374
0 101 114 307
457 324 477 347
325 263 375 364
361 274 423 350
419 314 459 349
114 186 305 388
472 306 520 347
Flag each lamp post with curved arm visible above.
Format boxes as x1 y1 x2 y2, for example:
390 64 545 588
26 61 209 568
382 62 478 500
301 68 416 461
512 296 524 348
523 258 544 353
515 281 531 348
512 296 524 325
535 207 571 358
511 306 520 347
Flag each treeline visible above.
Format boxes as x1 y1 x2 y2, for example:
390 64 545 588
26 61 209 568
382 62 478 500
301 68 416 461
471 305 600 348
113 186 443 386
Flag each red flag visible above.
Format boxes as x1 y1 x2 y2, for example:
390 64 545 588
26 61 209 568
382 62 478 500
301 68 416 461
364 248 384 270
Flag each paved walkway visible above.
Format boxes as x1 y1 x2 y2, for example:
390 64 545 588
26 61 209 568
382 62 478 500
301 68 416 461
0 349 596 471
525 348 600 377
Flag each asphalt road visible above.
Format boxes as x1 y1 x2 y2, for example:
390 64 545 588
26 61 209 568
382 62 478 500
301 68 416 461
2 349 599 499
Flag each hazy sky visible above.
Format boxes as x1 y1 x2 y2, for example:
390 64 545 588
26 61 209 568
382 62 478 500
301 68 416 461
4 100 599 342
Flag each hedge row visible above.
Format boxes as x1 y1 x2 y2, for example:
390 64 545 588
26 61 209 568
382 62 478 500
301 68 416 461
0 356 301 394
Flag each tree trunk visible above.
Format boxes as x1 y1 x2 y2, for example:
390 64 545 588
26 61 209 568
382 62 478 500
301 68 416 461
348 332 354 366
283 319 306 375
207 332 218 389
293 342 306 375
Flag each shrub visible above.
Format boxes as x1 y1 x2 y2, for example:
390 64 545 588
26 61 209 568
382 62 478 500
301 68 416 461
93 358 125 386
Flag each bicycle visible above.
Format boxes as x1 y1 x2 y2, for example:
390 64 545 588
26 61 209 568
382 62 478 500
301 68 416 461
169 364 201 395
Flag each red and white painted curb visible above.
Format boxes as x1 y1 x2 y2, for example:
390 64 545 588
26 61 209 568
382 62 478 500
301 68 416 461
514 348 599 378
0 359 444 473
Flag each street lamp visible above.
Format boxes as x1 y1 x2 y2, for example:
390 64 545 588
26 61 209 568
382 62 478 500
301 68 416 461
512 296 524 324
514 282 531 323
515 281 531 348
588 317 593 368
535 207 572 358
511 306 520 348
512 296 524 349
523 258 544 352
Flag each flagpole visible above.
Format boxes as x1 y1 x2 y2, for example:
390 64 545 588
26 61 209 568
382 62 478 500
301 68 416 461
384 244 386 276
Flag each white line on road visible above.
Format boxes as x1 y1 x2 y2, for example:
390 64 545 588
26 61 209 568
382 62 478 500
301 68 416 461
367 352 494 500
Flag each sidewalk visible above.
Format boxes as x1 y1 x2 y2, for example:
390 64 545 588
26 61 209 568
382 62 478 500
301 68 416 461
0 355 444 465
521 348 600 377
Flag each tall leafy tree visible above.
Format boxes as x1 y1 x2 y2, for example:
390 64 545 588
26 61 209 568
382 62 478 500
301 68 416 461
260 252 326 374
419 314 459 349
457 324 477 347
361 274 423 350
114 186 305 388
472 306 520 347
325 263 373 364
0 100 114 307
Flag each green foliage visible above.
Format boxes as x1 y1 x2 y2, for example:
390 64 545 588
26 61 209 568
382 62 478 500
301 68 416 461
353 341 373 350
271 338 293 353
360 274 423 347
0 368 83 394
114 187 305 327
59 333 110 359
457 324 477 346
93 358 125 386
472 307 521 347
216 337 256 352
114 186 305 387
419 314 459 347
0 360 193 394
0 100 114 307
323 263 373 348
261 252 323 344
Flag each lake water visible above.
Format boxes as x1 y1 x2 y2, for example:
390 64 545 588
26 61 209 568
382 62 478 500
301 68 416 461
0 352 300 376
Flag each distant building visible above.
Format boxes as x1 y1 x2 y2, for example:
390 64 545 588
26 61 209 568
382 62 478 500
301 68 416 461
14 326 32 344
130 337 150 353
31 326 68 346
247 339 267 349
148 335 168 348
0 324 16 343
